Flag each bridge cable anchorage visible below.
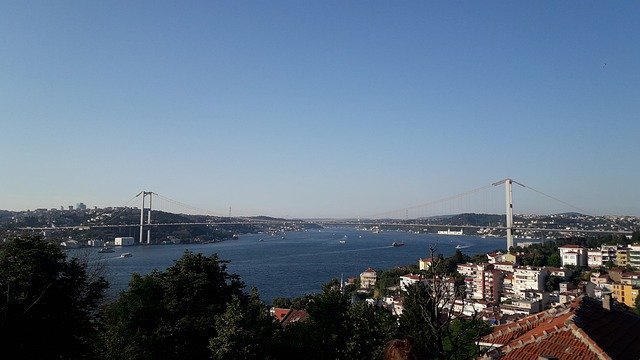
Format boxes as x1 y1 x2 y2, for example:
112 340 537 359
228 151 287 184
366 182 496 220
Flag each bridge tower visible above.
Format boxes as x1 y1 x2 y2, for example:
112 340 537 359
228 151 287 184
493 179 517 250
138 191 154 244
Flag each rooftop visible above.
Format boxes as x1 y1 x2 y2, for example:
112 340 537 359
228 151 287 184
481 296 640 359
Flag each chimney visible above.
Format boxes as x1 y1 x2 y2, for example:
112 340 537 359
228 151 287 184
602 292 612 311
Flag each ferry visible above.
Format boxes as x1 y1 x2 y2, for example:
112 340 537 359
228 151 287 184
437 228 464 236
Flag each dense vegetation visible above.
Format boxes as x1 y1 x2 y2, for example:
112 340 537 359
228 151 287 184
0 235 491 360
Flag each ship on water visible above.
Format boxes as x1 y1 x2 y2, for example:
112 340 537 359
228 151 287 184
437 228 464 236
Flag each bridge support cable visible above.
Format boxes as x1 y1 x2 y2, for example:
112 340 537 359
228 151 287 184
366 182 497 220
517 183 632 232
152 193 222 217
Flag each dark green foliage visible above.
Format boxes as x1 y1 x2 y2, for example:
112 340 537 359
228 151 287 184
545 275 563 292
271 296 292 308
99 251 245 360
344 302 396 359
209 289 280 359
277 280 396 360
398 282 490 360
0 235 108 359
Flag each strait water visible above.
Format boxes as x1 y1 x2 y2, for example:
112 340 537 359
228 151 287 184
72 227 508 304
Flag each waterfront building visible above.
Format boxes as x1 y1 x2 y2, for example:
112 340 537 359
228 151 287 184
418 257 435 271
114 237 135 246
359 268 377 290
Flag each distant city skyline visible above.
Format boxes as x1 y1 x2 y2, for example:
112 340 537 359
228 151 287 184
1 2 639 218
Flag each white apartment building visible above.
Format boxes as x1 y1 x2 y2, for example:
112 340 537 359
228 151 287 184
513 266 548 298
360 268 377 290
629 244 640 269
559 245 587 267
587 249 603 268
399 274 424 292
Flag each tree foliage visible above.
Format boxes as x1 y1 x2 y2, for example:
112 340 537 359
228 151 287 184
209 289 279 359
0 235 108 359
100 251 245 360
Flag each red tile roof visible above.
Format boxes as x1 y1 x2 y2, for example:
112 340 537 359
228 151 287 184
481 296 640 360
281 309 309 327
272 308 290 322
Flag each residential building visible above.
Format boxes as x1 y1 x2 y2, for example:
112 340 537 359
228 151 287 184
612 283 639 309
601 245 618 266
630 244 640 269
617 248 630 267
480 295 640 360
114 237 135 246
399 274 424 292
587 249 603 268
457 263 476 277
558 244 587 267
513 266 548 298
493 262 515 273
359 268 377 290
418 257 435 270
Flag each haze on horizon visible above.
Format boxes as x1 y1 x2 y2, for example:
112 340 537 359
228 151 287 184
1 2 639 219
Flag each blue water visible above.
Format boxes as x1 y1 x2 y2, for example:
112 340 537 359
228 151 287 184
72 227 508 304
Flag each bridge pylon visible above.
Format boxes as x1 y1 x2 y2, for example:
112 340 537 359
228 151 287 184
493 179 523 250
137 191 154 244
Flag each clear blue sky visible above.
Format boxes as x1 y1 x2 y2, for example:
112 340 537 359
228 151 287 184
1 1 638 218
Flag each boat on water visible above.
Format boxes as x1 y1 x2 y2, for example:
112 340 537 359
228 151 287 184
120 252 132 258
98 247 114 253
339 240 346 244
392 241 405 247
437 228 464 236
455 244 463 249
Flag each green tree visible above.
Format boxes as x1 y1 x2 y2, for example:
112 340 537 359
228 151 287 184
344 301 396 359
545 275 562 292
209 289 279 359
271 296 292 308
547 253 561 268
100 251 245 360
0 235 108 359
398 280 490 359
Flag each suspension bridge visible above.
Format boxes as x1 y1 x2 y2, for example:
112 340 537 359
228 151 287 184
19 179 635 249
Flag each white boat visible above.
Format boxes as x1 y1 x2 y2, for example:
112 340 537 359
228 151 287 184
455 245 463 249
437 228 464 236
339 240 346 244
120 252 132 258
